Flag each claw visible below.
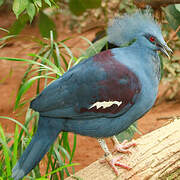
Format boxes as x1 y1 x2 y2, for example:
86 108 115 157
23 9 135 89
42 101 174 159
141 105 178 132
112 139 136 154
98 137 136 176
105 155 131 176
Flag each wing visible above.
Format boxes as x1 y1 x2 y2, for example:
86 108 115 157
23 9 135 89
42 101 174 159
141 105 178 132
30 50 141 119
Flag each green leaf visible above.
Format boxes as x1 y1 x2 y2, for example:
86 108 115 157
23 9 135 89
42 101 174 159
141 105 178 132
175 4 180 12
164 5 180 37
44 0 51 6
40 163 79 178
12 125 19 166
13 0 28 18
83 0 101 9
0 56 60 75
69 134 77 163
0 116 29 135
116 123 140 142
26 3 36 23
0 0 4 7
15 76 46 109
0 27 9 33
69 0 85 16
69 0 101 16
9 14 29 35
81 36 107 58
0 125 11 177
34 0 42 7
38 11 57 39
49 0 58 7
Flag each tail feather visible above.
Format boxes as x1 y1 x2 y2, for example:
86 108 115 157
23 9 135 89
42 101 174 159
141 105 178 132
12 116 63 180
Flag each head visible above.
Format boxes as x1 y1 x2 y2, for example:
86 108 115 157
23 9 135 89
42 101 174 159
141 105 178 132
107 10 172 58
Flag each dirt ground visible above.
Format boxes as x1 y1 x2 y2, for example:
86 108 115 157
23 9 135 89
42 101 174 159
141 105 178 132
0 12 180 174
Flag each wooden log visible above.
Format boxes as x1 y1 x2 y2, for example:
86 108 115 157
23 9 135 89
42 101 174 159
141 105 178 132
66 119 180 180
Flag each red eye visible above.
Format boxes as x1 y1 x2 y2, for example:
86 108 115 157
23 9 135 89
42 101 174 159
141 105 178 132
149 36 155 43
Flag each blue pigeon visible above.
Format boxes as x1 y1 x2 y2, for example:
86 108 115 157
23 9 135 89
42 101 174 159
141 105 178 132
12 11 172 179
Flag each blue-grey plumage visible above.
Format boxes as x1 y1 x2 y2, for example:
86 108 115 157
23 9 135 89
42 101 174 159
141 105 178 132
12 10 172 179
12 116 64 180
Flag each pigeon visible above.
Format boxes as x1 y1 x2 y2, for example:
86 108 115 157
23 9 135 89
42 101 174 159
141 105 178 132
12 10 172 179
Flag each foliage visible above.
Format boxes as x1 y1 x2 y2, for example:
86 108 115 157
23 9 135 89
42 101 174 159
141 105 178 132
0 32 80 179
164 4 180 37
0 0 102 37
1 31 80 110
69 0 101 16
65 0 137 32
10 0 102 19
160 5 180 101
0 114 78 180
38 11 57 39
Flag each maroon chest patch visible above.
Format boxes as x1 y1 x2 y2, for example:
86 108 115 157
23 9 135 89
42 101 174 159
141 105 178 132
80 50 141 114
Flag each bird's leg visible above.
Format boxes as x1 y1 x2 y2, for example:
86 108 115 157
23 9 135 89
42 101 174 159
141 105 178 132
97 138 131 176
111 136 136 154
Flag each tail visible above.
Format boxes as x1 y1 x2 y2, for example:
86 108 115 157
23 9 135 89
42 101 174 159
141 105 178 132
12 116 63 180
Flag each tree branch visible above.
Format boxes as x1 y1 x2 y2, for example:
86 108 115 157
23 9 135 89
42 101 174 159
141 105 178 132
133 0 180 9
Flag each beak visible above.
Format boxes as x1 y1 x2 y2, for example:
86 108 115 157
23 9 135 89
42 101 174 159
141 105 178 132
157 43 173 60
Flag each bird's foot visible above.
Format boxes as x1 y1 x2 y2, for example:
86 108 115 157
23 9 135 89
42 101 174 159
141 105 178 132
100 154 131 176
112 139 136 154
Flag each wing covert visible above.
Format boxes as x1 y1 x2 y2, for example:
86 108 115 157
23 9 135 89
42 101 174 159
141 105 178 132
30 50 141 119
